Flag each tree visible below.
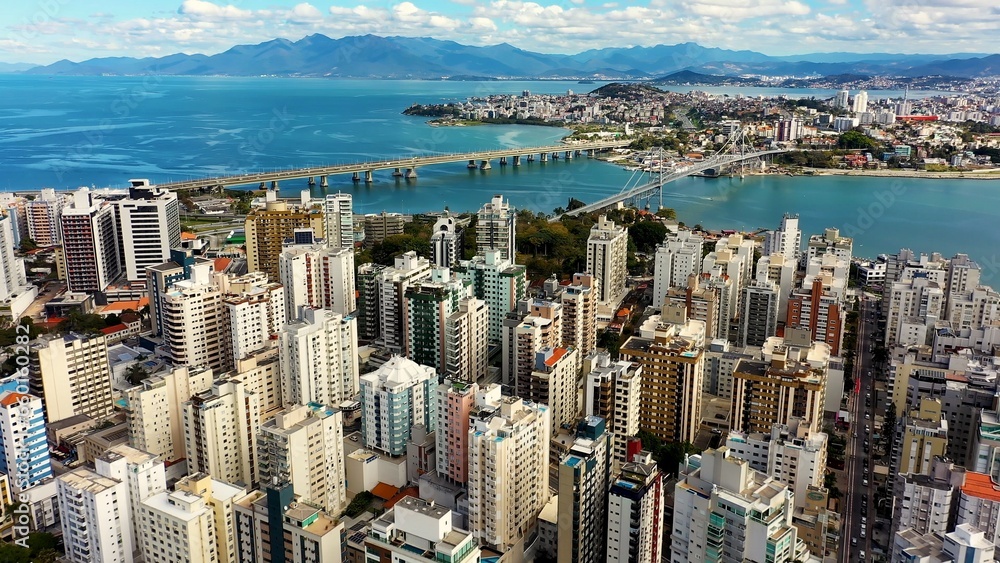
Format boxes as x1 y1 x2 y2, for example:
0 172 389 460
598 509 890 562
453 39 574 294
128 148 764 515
370 234 431 266
838 130 880 152
125 364 149 386
566 197 586 211
20 238 38 251
628 220 668 254
58 312 109 334
655 208 677 220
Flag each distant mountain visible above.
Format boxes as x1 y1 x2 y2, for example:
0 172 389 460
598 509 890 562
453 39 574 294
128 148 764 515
655 70 751 86
0 62 37 73
20 34 1000 79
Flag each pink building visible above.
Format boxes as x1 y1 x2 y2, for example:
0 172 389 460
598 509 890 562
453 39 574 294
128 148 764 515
435 380 480 485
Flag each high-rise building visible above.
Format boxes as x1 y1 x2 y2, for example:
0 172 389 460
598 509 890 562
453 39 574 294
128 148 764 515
60 188 122 293
279 238 356 320
477 194 516 261
58 467 134 563
560 273 598 355
222 277 285 361
557 416 611 563
0 211 35 318
454 250 527 343
725 418 828 509
853 90 869 114
30 332 115 423
666 273 722 340
671 446 810 563
279 307 358 408
756 252 796 320
404 268 472 370
775 119 804 142
111 186 181 283
244 198 324 281
732 333 830 434
526 346 579 430
620 307 706 443
583 352 642 466
362 495 479 563
183 379 261 488
234 483 346 563
891 398 949 479
740 279 780 347
322 192 353 250
467 391 552 551
376 251 432 353
123 365 214 464
257 403 346 514
435 380 480 486
360 356 435 456
505 300 563 396
834 89 850 109
587 214 629 308
25 188 66 246
805 227 853 265
161 260 231 373
652 230 705 307
430 214 464 268
442 297 488 383
0 390 52 493
139 473 245 563
356 262 386 341
362 211 409 243
606 451 665 563
785 277 845 355
147 248 215 337
957 471 1000 548
892 456 965 540
94 444 167 548
970 410 1000 481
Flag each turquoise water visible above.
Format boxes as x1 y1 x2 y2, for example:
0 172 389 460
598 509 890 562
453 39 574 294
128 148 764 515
1 75 999 279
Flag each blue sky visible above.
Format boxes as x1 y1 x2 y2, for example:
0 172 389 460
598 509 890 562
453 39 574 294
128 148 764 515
0 0 996 64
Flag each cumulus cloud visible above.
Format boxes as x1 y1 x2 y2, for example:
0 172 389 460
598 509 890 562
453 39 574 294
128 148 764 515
178 0 252 20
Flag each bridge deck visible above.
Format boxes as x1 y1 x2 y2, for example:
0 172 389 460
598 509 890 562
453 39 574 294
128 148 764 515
155 140 630 191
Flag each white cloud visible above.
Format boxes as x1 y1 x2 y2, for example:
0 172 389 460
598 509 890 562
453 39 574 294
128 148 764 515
289 3 323 22
178 0 252 20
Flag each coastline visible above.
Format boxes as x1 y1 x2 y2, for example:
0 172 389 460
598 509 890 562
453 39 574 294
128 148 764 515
804 168 1000 180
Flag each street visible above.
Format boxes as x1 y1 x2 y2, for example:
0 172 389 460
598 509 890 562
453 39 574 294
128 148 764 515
840 295 882 563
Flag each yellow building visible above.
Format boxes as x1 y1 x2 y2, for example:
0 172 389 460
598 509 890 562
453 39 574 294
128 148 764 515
244 199 324 281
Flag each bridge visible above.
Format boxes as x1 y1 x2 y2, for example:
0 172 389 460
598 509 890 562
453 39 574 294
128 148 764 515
154 140 632 192
553 132 787 221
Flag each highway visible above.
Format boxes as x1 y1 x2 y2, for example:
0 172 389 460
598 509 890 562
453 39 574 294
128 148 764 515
154 140 631 192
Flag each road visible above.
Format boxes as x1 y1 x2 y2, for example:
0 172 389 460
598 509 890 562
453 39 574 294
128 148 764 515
841 295 880 563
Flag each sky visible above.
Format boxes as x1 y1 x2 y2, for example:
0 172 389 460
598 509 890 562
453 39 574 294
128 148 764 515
0 0 997 65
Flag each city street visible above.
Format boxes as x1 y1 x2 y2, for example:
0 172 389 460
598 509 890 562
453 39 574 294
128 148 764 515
840 295 880 563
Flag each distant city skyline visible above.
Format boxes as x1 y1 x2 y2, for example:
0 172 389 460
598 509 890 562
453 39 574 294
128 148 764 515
0 0 996 65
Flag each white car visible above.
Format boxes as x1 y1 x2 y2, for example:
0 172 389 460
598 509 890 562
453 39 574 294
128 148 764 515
861 528 866 539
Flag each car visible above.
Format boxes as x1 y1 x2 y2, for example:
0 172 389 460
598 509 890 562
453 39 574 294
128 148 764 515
863 479 869 487
853 432 858 439
860 550 867 561
866 413 870 420
861 516 867 526
852 537 858 546
861 528 866 539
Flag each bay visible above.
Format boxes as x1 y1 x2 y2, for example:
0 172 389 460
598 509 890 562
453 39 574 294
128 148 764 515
0 75 998 281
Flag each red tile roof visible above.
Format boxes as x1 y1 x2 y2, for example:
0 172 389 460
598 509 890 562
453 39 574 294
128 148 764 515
962 472 1000 502
545 347 568 367
371 482 400 501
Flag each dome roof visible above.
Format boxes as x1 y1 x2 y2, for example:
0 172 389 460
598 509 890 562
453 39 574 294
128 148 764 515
373 356 433 387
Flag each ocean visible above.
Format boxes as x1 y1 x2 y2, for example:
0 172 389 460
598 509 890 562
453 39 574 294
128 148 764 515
1 75 998 280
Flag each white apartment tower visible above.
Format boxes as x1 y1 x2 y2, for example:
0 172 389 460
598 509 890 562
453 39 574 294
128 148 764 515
853 90 869 114
183 379 261 488
94 444 167 548
671 446 810 563
0 212 33 314
653 229 705 307
477 194 516 260
606 452 665 563
257 403 346 514
453 250 527 343
588 214 629 307
323 192 354 250
359 356 436 456
161 260 230 373
467 393 552 552
58 467 134 563
112 186 182 283
279 307 359 408
25 187 65 246
584 353 643 467
560 272 598 355
279 242 356 318
558 416 612 563
378 251 432 353
30 332 115 423
444 297 489 382
223 281 286 361
60 188 121 293
0 390 53 493
431 214 464 268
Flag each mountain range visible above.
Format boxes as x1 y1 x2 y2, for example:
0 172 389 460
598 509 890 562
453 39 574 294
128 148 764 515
15 34 1000 80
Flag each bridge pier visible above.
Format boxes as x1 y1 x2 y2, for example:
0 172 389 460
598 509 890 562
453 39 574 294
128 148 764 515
499 157 507 166
270 180 279 190
308 176 316 186
527 154 535 162
468 159 477 169
352 172 360 182
540 152 548 162
479 160 491 170
319 175 328 188
551 152 560 160
587 149 594 158
405 168 417 179
259 182 266 190
575 150 582 157
364 170 374 183
392 167 403 177
513 155 521 167
565 150 573 160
